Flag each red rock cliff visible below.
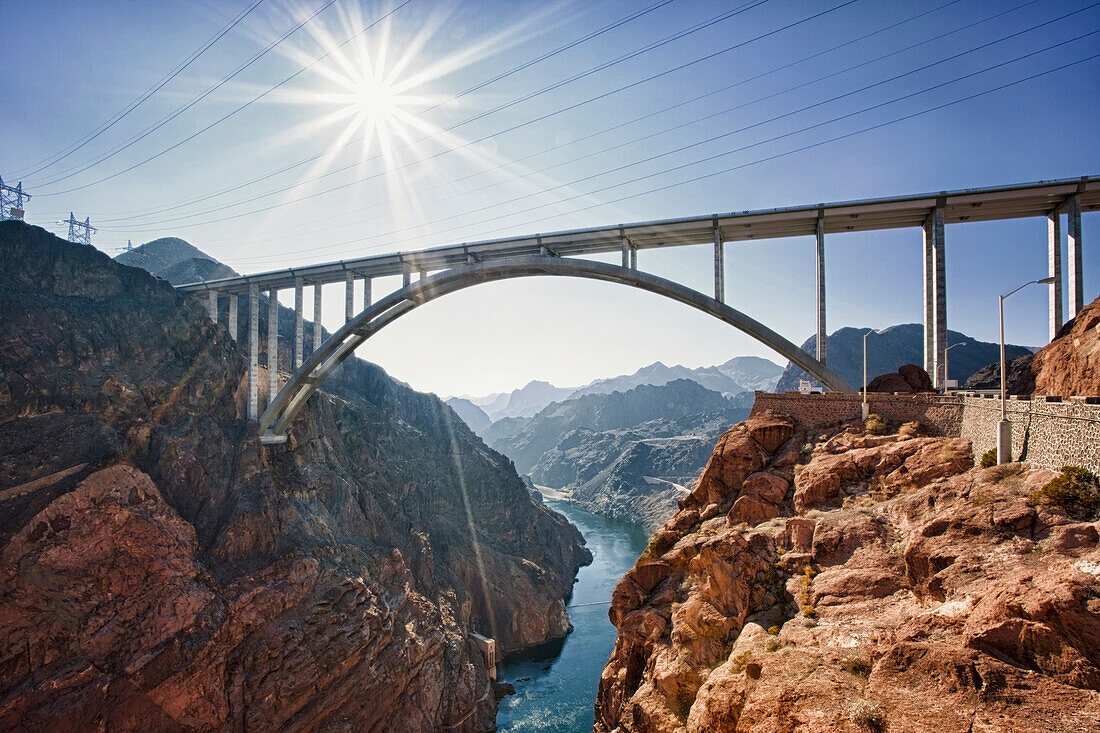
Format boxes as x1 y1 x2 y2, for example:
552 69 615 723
0 222 590 731
595 411 1100 732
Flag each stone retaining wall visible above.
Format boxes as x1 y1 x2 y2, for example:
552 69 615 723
751 392 1100 474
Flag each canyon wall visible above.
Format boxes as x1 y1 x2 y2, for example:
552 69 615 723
0 221 590 731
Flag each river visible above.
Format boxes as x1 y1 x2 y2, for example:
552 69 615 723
496 498 650 732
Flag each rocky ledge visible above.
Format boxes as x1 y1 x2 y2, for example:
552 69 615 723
595 412 1100 732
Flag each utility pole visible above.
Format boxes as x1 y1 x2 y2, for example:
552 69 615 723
0 175 31 221
59 212 97 246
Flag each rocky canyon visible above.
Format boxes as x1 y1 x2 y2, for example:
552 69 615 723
0 221 590 731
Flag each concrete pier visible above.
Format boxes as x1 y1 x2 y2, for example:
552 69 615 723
363 277 372 310
207 291 217 323
313 284 322 353
345 271 354 323
1068 192 1083 319
268 289 279 407
815 215 826 365
923 206 946 388
249 284 259 420
1048 210 1063 340
620 228 629 268
294 278 304 369
713 221 725 303
228 294 238 342
403 265 412 288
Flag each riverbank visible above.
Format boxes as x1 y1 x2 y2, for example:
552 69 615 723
496 497 648 731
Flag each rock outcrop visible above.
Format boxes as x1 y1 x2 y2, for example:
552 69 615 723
595 410 1100 732
0 222 590 731
965 294 1100 397
1031 295 1100 396
865 363 935 393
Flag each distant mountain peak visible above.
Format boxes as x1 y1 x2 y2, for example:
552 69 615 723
115 236 238 286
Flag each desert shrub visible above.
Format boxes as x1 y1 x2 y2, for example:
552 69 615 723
798 565 817 618
864 413 887 436
730 650 753 673
840 649 873 677
767 624 780 636
764 636 781 652
1027 466 1100 520
848 698 886 732
979 448 998 468
988 462 1024 482
898 421 921 438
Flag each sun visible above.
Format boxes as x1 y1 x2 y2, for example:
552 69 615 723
352 75 399 122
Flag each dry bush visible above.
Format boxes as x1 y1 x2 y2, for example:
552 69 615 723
1027 466 1100 520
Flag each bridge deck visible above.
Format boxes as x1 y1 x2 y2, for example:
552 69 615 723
177 176 1099 295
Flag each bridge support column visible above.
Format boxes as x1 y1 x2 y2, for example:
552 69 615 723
228 294 238 341
268 289 279 408
1068 192 1083 320
344 272 354 323
403 265 412 288
815 215 827 364
294 277 304 369
1048 210 1063 340
713 221 725 303
629 245 637 270
313 283 323 353
249 284 259 420
620 228 629 268
419 268 427 281
363 277 372 308
923 206 947 389
207 291 218 323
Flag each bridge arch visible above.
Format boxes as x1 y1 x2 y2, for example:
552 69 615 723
258 256 853 440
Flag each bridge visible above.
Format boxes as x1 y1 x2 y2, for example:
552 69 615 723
177 176 1098 444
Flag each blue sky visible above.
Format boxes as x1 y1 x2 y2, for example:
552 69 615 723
3 0 1098 396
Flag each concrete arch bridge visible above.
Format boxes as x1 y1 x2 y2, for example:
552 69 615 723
177 177 1098 444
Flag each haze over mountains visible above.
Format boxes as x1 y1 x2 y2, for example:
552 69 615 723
454 357 782 425
484 380 753 530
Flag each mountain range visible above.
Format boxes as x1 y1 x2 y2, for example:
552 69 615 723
483 380 753 530
453 356 782 425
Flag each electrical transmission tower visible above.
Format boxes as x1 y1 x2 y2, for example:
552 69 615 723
0 175 31 221
59 212 97 246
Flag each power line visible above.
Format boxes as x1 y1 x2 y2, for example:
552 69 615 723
14 0 267 180
92 0 680 223
98 0 860 229
31 0 348 191
102 1 1090 238
46 0 755 198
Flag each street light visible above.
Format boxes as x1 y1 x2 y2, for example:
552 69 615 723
943 341 968 391
862 327 886 420
997 276 1056 464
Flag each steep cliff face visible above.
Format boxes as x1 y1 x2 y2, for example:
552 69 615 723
595 411 1100 732
0 222 589 731
1031 295 1100 396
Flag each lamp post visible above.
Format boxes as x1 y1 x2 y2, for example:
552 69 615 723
997 276 1055 464
862 328 886 420
942 341 967 391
